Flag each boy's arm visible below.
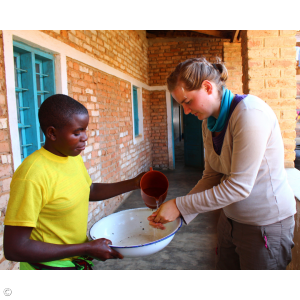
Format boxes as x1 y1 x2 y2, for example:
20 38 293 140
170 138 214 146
89 172 145 201
4 225 123 263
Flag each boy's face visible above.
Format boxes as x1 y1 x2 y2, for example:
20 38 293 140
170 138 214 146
49 113 89 157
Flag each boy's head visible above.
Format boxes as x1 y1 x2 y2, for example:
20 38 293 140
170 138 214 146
39 94 89 157
39 94 88 134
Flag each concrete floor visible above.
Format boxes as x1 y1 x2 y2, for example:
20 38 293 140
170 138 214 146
93 140 220 270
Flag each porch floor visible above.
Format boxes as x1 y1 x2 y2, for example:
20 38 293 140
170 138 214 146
93 140 220 270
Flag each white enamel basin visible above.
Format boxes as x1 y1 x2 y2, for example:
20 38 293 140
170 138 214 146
89 207 182 258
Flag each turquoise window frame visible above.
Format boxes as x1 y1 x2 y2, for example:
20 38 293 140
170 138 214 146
14 53 29 159
133 86 139 137
13 41 55 161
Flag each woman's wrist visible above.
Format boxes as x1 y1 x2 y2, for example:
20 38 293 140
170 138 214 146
173 198 182 218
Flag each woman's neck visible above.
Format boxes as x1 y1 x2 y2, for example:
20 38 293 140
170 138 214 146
211 90 222 119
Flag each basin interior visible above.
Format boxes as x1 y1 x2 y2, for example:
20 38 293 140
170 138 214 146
90 208 181 247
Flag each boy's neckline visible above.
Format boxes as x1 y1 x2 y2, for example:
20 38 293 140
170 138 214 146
39 147 70 163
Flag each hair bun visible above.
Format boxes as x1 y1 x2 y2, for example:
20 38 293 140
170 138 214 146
166 56 228 94
213 62 228 82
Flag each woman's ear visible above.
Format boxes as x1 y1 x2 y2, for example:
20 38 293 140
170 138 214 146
45 126 57 141
202 80 213 94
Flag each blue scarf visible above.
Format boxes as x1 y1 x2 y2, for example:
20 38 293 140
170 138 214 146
207 88 235 132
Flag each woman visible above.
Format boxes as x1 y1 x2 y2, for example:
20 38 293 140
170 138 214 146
148 57 296 270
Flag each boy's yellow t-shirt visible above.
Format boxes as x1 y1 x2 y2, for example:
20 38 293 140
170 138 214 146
4 147 92 255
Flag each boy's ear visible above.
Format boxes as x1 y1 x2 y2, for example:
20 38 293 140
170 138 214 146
45 126 57 141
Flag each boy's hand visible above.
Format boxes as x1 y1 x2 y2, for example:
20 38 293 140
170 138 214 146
133 172 146 189
87 238 123 261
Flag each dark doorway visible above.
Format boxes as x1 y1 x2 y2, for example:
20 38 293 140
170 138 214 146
183 113 204 169
172 96 204 169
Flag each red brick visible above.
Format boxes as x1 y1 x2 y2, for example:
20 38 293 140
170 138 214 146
247 30 279 37
265 59 295 68
0 165 12 178
266 78 296 89
0 142 10 153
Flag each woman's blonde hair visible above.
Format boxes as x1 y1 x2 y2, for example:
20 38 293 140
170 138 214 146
167 57 228 97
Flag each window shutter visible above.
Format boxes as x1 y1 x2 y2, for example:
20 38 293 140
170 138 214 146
13 41 56 161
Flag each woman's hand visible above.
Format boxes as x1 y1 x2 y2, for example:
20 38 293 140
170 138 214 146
86 238 123 261
147 199 180 230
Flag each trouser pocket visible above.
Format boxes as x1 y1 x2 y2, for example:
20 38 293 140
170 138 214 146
261 217 295 269
261 227 275 260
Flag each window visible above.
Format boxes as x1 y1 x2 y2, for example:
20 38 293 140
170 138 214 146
131 85 144 145
133 86 139 137
13 41 56 161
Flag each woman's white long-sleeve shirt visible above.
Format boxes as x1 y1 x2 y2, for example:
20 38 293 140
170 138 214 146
176 95 296 226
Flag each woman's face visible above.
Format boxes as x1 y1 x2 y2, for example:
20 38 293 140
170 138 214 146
171 80 221 120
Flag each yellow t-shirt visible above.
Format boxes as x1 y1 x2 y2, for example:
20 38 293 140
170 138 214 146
5 147 92 253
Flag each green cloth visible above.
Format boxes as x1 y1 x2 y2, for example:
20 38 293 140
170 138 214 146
20 257 94 270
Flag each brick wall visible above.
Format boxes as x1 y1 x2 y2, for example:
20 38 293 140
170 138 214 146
0 28 153 269
150 90 168 169
0 33 18 270
296 41 300 139
148 37 229 86
66 58 152 230
241 30 297 167
42 30 149 85
223 42 243 94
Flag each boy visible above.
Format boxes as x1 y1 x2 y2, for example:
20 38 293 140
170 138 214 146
4 94 145 270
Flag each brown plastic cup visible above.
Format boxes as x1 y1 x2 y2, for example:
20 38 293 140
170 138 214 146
140 167 169 209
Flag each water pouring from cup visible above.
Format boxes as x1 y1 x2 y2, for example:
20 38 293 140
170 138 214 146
140 167 169 209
